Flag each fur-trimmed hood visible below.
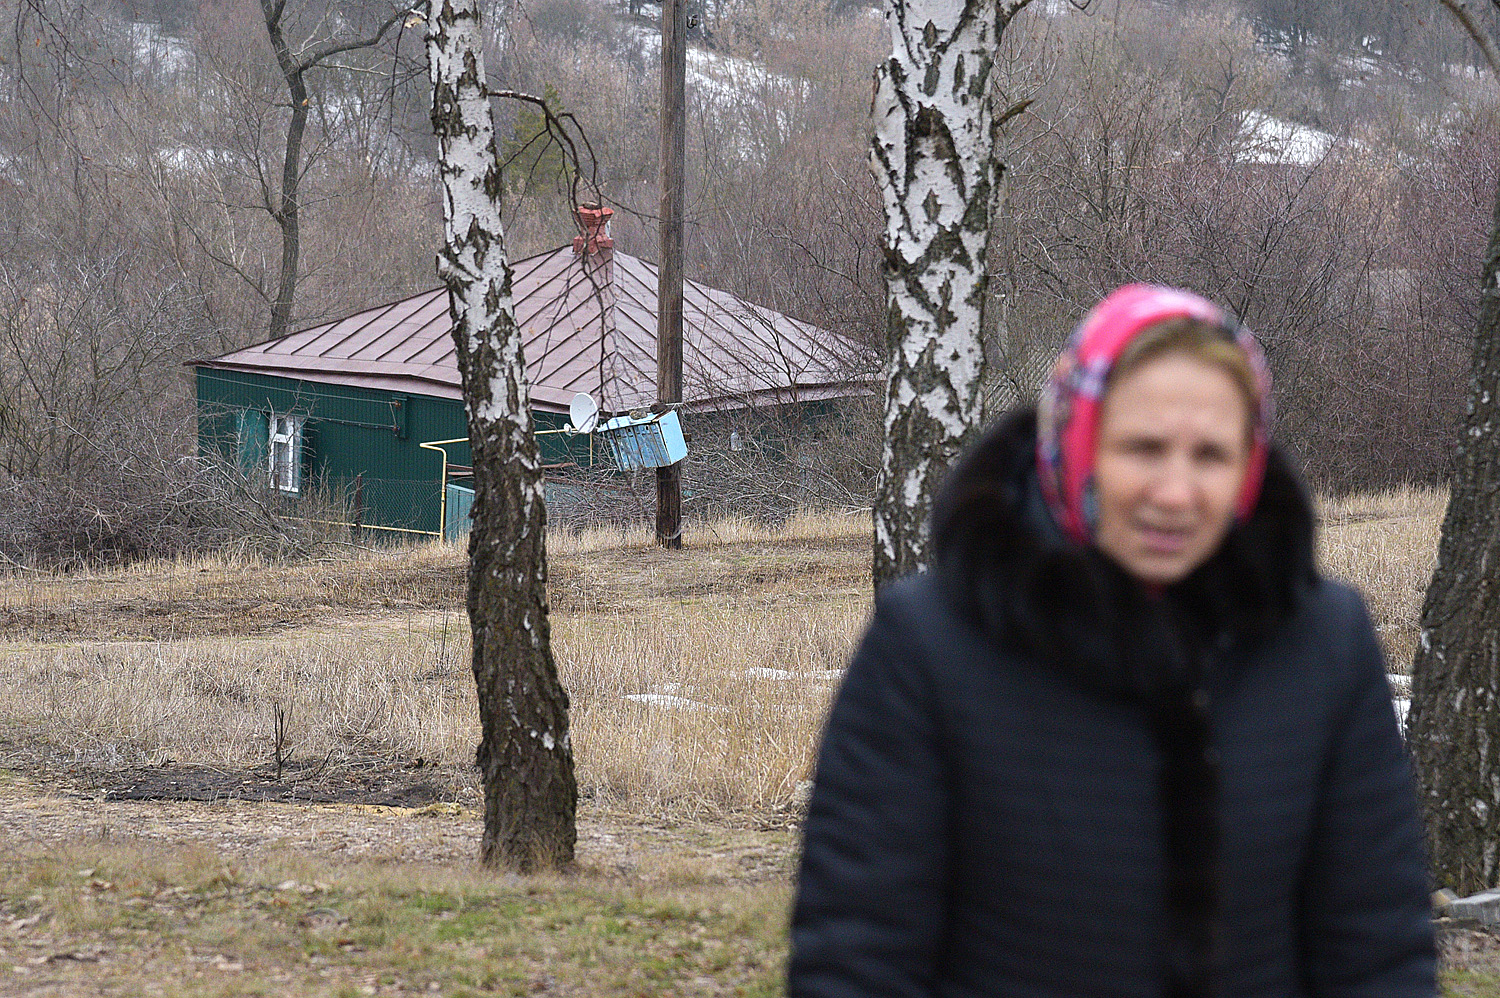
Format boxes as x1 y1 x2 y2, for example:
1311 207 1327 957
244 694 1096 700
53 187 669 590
930 406 1319 701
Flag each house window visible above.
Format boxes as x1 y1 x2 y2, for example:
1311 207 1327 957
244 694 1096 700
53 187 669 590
269 414 304 493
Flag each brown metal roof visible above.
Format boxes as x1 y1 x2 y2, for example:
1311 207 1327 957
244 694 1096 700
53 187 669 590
195 245 872 414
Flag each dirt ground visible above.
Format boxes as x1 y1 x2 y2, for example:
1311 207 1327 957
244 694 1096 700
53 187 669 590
0 770 795 883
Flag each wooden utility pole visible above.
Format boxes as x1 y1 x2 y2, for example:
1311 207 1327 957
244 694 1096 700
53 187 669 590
656 0 686 549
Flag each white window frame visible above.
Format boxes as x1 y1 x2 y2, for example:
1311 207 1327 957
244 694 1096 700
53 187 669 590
268 413 304 493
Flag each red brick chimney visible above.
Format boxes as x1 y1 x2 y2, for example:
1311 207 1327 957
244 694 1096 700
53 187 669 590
573 203 614 283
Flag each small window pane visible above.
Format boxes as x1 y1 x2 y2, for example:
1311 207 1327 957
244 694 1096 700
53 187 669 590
268 414 303 493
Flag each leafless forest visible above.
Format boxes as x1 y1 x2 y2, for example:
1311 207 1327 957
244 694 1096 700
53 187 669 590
1 0 1496 564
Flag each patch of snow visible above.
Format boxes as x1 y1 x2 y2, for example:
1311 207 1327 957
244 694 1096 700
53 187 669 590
1446 64 1489 81
622 26 808 157
1233 111 1336 166
624 693 727 711
1257 29 1296 59
1394 697 1410 730
627 24 804 95
131 22 193 76
155 146 241 172
745 667 796 680
625 25 801 101
685 46 805 107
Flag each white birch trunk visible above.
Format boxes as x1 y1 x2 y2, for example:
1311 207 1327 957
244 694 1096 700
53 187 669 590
869 0 1031 586
425 0 576 871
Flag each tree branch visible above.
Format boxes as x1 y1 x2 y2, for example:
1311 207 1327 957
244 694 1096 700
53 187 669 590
996 97 1033 130
1438 0 1500 76
298 7 411 73
489 89 602 212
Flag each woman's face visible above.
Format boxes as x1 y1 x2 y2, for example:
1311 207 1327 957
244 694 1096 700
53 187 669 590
1093 351 1252 586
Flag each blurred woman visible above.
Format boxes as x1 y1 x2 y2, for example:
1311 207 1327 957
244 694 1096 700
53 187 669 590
789 285 1434 998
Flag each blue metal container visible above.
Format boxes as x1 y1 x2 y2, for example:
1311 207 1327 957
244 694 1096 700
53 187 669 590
598 410 689 470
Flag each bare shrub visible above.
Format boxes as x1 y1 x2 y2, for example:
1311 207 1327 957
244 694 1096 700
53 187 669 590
0 432 363 571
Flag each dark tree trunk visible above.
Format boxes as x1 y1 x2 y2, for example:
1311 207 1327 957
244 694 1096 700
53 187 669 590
259 0 404 340
425 0 577 872
268 85 305 341
1408 162 1500 896
1408 0 1500 898
261 0 306 341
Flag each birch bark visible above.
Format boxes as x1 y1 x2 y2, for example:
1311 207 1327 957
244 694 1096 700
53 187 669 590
869 0 1032 587
425 0 577 871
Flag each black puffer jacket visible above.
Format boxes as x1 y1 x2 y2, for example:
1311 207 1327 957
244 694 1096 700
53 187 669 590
789 409 1435 998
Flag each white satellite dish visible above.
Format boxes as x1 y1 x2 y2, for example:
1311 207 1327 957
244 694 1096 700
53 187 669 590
568 392 600 434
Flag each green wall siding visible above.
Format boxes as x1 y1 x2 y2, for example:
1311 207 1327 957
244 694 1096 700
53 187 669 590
196 369 594 535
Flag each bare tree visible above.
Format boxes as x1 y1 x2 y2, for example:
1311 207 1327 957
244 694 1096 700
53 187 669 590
1407 0 1500 897
259 0 409 338
0 250 201 480
424 0 577 871
868 0 1039 586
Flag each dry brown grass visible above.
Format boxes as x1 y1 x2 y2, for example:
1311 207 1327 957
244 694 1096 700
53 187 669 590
0 541 466 641
547 508 868 557
1317 485 1447 672
0 492 1447 822
0 511 869 820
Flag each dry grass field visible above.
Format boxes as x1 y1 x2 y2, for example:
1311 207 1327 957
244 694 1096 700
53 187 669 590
0 495 1490 997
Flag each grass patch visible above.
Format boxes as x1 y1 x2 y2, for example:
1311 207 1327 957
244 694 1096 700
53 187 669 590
1445 973 1500 997
0 842 789 997
1318 485 1446 672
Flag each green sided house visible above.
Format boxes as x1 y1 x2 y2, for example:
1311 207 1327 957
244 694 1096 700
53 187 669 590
193 209 868 539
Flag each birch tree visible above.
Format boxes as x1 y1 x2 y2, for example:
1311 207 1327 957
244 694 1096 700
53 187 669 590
869 0 1035 586
425 0 577 871
1407 0 1500 895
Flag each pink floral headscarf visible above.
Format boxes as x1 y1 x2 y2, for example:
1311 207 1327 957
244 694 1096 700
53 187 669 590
1036 285 1273 548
